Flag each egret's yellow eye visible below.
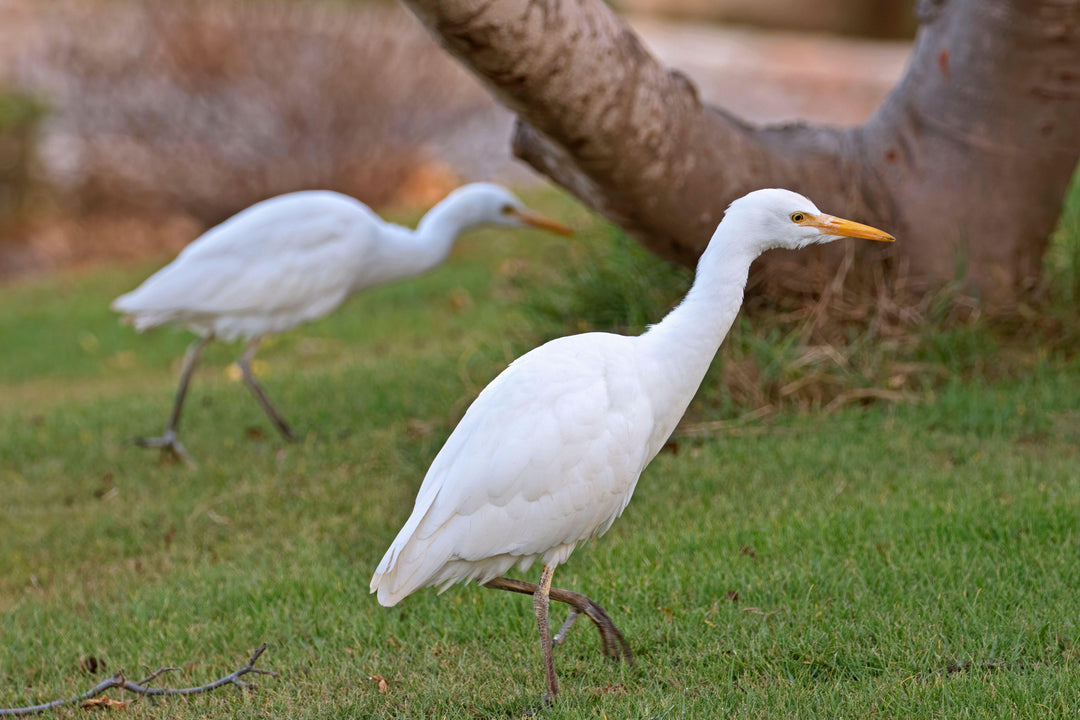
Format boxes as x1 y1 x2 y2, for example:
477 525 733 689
790 212 807 223
502 204 515 215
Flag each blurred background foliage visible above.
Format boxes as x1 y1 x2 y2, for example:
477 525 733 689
0 0 922 280
0 1 498 275
0 0 1076 400
0 90 46 237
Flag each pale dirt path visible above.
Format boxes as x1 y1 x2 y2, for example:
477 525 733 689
631 17 911 125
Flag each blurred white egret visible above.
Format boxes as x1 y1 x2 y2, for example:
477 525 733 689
370 188 894 702
112 183 572 463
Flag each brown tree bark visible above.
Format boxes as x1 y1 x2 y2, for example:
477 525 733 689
400 0 1080 301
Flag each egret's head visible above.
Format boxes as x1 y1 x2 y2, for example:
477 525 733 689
447 183 574 236
721 188 894 255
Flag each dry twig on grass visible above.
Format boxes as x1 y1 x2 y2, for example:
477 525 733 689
822 387 916 413
0 643 276 717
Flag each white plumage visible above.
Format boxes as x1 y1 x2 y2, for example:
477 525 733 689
112 183 572 462
374 331 664 605
375 332 658 603
114 191 384 340
370 188 894 701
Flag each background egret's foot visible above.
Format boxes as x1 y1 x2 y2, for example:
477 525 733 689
276 420 299 443
134 430 195 466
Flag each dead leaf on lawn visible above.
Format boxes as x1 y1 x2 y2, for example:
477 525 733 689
206 510 232 525
448 289 472 312
79 696 130 710
93 474 117 500
406 418 436 439
368 674 389 693
742 606 780 618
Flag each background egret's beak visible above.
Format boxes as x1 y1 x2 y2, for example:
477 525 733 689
507 207 574 236
808 214 895 242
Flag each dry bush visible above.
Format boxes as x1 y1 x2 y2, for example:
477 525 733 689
12 0 489 225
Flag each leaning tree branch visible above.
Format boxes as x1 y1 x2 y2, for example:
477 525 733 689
401 0 1080 299
0 643 277 717
405 0 790 267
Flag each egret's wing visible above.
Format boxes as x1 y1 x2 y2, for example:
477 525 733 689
177 191 382 262
373 333 655 603
112 191 383 323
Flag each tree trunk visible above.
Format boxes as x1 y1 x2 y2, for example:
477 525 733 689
400 0 1080 302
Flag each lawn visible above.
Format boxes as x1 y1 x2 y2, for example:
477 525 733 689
1 188 1078 718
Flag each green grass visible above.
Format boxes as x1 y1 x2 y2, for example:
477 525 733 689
1048 170 1080 305
2 188 1080 718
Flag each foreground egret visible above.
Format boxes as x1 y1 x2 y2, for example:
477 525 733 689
371 189 894 702
112 183 572 462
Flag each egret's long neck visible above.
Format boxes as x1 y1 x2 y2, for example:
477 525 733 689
640 222 759 434
368 196 483 284
409 196 484 270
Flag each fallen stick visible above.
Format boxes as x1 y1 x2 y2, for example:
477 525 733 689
0 643 276 717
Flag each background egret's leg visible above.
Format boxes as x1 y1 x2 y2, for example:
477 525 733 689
483 576 633 663
533 564 558 702
135 335 210 465
237 337 297 442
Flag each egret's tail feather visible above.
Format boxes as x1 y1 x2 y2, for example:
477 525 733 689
110 292 177 331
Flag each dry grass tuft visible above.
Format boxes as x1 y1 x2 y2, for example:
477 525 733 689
716 249 987 416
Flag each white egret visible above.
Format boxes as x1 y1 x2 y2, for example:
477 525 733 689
112 183 572 463
370 189 894 702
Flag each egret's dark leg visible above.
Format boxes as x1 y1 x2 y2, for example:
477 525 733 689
534 564 558 703
237 337 297 442
483 576 633 663
135 335 210 465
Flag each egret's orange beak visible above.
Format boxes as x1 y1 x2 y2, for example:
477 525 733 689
507 207 574 237
806 214 894 242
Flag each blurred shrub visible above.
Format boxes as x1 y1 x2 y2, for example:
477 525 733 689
524 224 692 337
14 0 489 225
0 90 47 235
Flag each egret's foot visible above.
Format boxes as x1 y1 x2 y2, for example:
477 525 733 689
522 697 553 717
248 422 298 444
483 577 633 664
565 597 632 663
134 431 196 466
276 421 299 443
